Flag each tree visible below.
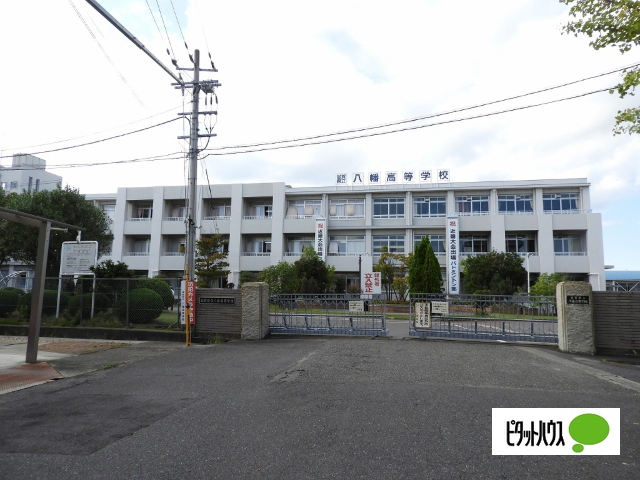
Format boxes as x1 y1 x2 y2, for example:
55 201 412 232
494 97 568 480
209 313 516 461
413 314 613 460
0 186 113 276
529 272 567 297
195 235 229 288
258 261 298 294
293 246 329 293
461 250 526 295
408 236 443 294
560 0 640 134
90 259 136 278
374 246 396 300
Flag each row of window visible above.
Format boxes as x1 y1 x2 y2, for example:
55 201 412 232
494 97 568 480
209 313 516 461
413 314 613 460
117 192 581 222
123 233 585 256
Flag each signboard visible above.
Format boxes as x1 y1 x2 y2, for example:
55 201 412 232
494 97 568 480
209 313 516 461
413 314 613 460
200 297 235 305
349 301 365 313
567 295 590 305
431 301 449 315
447 216 460 294
361 271 381 295
315 217 326 261
60 241 98 275
414 302 431 328
181 280 197 325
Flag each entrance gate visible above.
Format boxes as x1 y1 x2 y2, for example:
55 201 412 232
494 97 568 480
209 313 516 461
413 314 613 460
269 294 388 337
409 294 558 343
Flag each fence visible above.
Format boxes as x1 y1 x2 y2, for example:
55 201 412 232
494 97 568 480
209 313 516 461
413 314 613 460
409 293 558 343
0 277 183 327
269 294 388 337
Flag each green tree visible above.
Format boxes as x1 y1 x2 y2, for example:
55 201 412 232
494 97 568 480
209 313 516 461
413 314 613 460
461 250 526 295
408 236 443 294
374 246 396 300
91 259 136 278
294 246 329 293
560 0 640 134
529 272 567 297
0 186 113 276
195 235 229 288
258 261 298 294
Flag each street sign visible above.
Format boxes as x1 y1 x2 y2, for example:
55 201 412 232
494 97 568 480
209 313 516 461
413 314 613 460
60 241 98 275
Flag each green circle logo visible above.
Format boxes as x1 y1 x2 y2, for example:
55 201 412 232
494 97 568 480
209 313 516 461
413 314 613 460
569 414 610 453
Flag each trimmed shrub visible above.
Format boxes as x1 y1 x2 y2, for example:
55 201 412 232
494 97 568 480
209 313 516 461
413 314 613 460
1 287 25 296
136 279 174 308
115 288 164 324
19 290 70 317
67 293 111 320
0 289 20 317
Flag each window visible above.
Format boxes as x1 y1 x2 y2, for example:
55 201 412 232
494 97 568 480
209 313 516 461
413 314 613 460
543 193 579 213
35 179 40 192
28 176 33 192
505 234 536 253
244 237 271 255
286 199 322 218
287 236 314 255
498 194 533 214
134 204 153 219
329 198 365 218
10 181 17 190
206 202 231 219
414 234 446 254
166 203 187 220
328 235 365 256
455 196 489 215
554 234 585 256
130 237 150 255
373 198 405 219
245 203 273 219
459 235 488 255
165 237 185 255
100 204 116 222
373 235 405 254
413 196 446 217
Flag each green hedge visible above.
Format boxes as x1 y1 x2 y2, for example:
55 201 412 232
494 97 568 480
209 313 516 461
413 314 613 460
115 288 164 324
0 289 20 317
136 279 174 308
67 293 111 320
19 290 70 317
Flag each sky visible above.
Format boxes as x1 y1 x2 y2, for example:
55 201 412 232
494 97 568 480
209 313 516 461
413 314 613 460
0 0 639 270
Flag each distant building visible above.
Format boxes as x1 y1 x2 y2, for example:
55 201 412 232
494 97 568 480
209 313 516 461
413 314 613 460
0 154 62 194
0 154 62 290
605 271 640 292
85 177 607 292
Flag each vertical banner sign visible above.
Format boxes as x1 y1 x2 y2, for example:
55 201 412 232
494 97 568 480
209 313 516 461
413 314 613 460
447 216 459 294
414 302 431 328
361 271 382 295
315 217 326 261
181 280 196 325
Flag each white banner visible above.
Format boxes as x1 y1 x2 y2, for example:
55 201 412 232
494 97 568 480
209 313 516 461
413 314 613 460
315 217 326 261
447 216 459 294
361 271 381 295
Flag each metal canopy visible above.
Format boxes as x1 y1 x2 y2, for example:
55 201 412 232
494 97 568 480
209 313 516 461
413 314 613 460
0 206 85 363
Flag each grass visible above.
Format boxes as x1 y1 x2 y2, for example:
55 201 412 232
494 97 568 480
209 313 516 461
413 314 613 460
100 361 127 370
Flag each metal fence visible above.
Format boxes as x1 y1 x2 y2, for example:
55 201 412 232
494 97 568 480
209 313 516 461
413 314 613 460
0 277 182 327
269 294 388 337
408 293 558 343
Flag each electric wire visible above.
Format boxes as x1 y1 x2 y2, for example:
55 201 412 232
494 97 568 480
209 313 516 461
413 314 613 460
193 0 217 71
68 0 145 107
154 0 178 66
0 118 181 159
205 63 639 153
169 0 190 55
201 87 612 157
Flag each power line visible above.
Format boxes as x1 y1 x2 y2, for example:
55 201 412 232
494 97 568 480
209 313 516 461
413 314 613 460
206 64 639 153
169 0 190 55
0 118 181 159
201 87 612 157
68 0 146 107
154 0 178 66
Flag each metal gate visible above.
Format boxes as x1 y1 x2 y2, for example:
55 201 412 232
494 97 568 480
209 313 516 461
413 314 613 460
409 294 558 343
269 294 388 337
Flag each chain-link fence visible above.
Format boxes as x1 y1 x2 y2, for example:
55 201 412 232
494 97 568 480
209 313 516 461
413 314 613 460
0 277 182 328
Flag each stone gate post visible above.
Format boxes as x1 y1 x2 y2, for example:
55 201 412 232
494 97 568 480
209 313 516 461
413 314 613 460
557 281 595 355
241 282 270 340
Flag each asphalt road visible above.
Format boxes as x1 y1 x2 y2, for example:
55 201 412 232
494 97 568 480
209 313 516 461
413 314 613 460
0 337 638 480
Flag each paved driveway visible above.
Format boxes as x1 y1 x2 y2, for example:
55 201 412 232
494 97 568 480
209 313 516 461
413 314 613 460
0 337 638 479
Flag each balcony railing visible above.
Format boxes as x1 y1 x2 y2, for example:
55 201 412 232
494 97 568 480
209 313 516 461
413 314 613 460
327 252 368 257
498 211 534 215
242 252 271 256
162 252 184 256
243 215 272 220
543 209 592 214
554 252 587 256
163 217 185 222
124 252 150 256
127 217 152 222
203 215 231 221
285 214 316 219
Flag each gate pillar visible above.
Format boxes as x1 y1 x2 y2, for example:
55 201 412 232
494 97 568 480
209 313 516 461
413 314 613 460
557 281 595 355
241 282 270 340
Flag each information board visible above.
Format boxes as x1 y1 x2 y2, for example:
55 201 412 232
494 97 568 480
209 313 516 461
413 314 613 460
414 302 431 329
60 241 98 275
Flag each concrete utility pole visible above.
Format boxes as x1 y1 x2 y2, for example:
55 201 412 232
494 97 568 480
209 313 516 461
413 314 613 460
175 50 220 283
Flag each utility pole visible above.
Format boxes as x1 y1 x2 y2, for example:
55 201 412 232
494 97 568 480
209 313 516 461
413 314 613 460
175 50 220 287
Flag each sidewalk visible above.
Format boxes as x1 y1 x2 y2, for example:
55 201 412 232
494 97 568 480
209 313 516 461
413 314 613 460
0 336 183 395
